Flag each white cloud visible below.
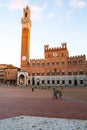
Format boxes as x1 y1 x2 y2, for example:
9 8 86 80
54 0 62 7
8 0 29 10
0 0 47 20
70 0 86 8
30 5 47 20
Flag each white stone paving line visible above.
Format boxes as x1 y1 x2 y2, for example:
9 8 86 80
0 116 87 130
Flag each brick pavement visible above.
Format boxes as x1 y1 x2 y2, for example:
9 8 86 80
0 87 87 120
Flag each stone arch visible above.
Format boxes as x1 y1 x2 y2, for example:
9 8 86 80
17 71 28 86
19 74 25 85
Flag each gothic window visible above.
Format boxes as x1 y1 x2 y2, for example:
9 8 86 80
73 60 77 64
57 71 60 75
25 12 27 18
47 72 50 76
62 72 65 75
74 71 77 75
79 60 83 64
79 71 83 75
32 73 35 76
52 80 55 84
68 72 72 75
47 80 50 84
42 80 44 84
68 61 71 65
80 80 83 84
37 73 40 76
61 61 64 65
56 62 59 65
57 80 60 84
37 63 40 66
74 80 77 85
28 80 30 84
69 80 72 84
42 63 45 66
52 62 55 65
47 62 50 66
41 73 44 76
62 80 65 84
32 63 35 66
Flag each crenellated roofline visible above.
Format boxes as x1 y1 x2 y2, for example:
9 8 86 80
44 43 67 51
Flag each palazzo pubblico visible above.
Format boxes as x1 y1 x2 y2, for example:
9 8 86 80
0 6 87 87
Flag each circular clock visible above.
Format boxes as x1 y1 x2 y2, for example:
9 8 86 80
22 56 26 61
53 52 57 57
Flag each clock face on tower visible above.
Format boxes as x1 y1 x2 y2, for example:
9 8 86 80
53 52 57 57
22 56 26 61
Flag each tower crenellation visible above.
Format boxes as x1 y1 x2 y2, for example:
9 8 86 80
21 6 32 28
62 42 67 48
44 43 68 52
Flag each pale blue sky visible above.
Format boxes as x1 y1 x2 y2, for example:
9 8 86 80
0 0 87 67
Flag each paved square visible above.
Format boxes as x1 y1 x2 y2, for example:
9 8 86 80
0 87 87 120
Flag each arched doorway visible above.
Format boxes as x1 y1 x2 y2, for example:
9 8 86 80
19 74 25 85
17 71 28 86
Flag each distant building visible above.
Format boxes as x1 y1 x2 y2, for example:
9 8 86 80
0 64 20 85
0 65 5 84
17 6 87 87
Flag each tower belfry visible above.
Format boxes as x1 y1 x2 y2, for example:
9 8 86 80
21 6 32 67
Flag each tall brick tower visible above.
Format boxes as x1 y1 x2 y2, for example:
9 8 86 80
21 6 32 68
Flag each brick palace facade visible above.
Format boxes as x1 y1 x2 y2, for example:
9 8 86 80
17 6 87 87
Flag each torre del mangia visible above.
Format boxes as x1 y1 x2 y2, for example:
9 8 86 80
17 6 87 87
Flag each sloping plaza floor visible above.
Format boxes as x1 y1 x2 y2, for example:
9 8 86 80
0 87 87 130
0 87 87 120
